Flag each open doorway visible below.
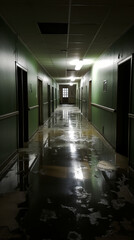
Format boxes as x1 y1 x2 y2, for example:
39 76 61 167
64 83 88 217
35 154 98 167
59 85 76 104
116 57 131 156
88 80 92 121
55 88 57 108
48 84 51 118
38 79 43 125
52 86 54 112
79 87 80 109
16 65 28 148
81 87 83 113
62 87 69 104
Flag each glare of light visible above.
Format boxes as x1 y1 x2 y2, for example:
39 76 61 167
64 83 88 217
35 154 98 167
95 59 113 69
74 167 83 180
83 59 94 65
70 59 94 71
70 83 73 86
70 59 79 65
81 76 85 83
69 130 75 140
70 143 76 153
75 60 83 70
29 154 37 167
70 77 75 81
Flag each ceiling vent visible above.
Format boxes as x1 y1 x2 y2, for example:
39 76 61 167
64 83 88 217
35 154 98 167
38 22 68 34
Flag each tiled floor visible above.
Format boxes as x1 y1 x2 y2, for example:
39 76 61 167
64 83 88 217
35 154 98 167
0 105 134 240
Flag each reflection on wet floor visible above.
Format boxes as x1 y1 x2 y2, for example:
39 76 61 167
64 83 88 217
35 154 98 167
0 105 134 240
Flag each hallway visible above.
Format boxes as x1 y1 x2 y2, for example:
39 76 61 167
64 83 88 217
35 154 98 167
0 105 134 240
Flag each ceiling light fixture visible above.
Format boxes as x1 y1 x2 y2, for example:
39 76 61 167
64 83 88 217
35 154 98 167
75 60 83 70
70 59 94 71
70 77 75 81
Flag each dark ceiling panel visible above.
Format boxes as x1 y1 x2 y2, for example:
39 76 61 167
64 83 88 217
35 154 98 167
38 22 68 34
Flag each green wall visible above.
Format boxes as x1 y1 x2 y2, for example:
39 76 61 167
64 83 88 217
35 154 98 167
0 17 57 167
81 24 134 168
80 70 92 120
92 52 116 147
0 18 17 166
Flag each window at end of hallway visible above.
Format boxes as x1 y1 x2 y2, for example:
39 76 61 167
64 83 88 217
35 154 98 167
62 88 68 98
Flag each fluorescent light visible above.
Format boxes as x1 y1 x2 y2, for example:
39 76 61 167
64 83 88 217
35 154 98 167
83 59 94 65
70 77 75 81
75 60 83 70
70 59 94 71
70 59 79 65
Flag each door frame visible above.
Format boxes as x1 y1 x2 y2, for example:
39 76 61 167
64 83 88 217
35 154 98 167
38 79 43 125
16 63 28 148
55 87 57 108
89 80 92 121
62 86 69 104
81 87 83 113
47 84 51 118
116 55 132 156
52 86 54 112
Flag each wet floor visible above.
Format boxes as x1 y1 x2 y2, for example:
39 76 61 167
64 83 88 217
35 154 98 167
0 105 134 240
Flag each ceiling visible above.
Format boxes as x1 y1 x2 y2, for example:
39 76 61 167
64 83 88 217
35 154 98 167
1 0 134 83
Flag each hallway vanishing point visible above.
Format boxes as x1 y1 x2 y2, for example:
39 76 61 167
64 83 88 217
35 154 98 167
0 105 134 240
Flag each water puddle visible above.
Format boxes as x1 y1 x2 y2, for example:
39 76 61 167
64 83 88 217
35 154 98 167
67 231 82 240
97 160 116 171
98 198 109 206
111 199 125 210
111 174 134 206
75 186 92 202
61 205 76 214
40 209 57 222
76 211 106 225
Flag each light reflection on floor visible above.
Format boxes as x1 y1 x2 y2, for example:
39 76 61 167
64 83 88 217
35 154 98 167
0 105 134 240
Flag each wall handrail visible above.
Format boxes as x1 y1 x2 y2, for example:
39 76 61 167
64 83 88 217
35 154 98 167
0 111 19 120
128 113 134 119
28 105 39 110
91 103 116 113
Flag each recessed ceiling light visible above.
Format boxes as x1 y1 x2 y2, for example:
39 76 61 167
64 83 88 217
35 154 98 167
70 77 75 81
75 60 83 70
70 59 79 65
70 59 94 71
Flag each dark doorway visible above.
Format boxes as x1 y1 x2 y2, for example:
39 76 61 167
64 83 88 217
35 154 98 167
79 87 80 109
17 65 28 148
85 85 88 118
62 87 68 104
38 79 43 125
81 87 83 113
52 86 54 112
116 58 131 156
89 81 92 121
55 88 57 108
48 84 51 118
